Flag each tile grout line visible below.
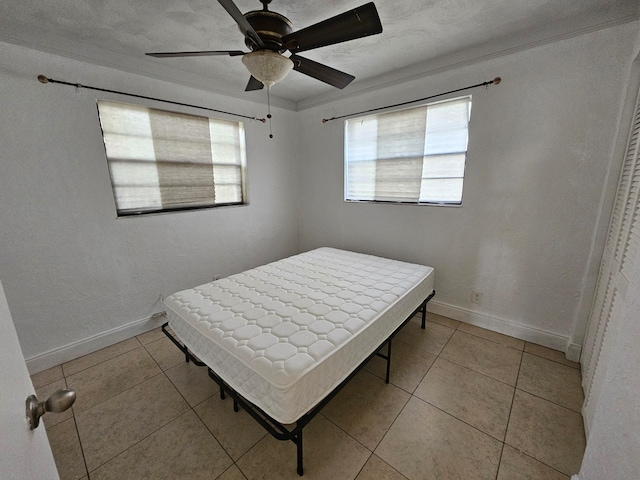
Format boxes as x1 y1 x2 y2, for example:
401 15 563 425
43 321 584 480
74 336 222 474
513 386 584 415
85 415 179 476
194 393 269 471
402 322 518 443
154 335 269 477
62 366 90 480
451 328 524 352
61 337 144 378
81 332 171 478
143 331 258 479
362 355 432 396
69 367 165 418
432 354 520 389
72 416 91 480
279 320 447 478
507 446 576 479
522 348 581 370
456 327 526 352
320 383 413 455
432 315 579 365
215 463 247 480
411 393 509 445
69 367 185 476
502 352 582 477
436 320 513 480
352 452 375 480
344 316 452 462
188 398 239 473
495 346 525 480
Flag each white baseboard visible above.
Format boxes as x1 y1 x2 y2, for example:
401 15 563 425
566 343 582 362
428 300 574 354
25 314 166 375
26 301 581 374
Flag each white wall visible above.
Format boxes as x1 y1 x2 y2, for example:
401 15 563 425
296 22 638 354
0 42 300 372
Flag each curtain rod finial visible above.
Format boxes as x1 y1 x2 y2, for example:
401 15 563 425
37 75 49 84
493 77 501 85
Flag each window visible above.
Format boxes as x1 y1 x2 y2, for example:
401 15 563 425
344 96 471 205
97 100 247 216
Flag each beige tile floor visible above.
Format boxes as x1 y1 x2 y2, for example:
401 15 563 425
32 312 586 480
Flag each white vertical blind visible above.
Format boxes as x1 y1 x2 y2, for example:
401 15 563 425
345 96 471 204
97 100 246 215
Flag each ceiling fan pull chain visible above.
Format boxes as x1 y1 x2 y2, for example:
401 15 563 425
267 86 273 139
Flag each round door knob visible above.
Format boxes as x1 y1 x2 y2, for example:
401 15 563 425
26 389 76 430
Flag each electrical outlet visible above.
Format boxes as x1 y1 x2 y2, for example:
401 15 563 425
213 274 222 281
471 290 483 304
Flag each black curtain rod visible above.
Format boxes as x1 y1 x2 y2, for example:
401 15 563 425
37 75 266 123
322 76 501 123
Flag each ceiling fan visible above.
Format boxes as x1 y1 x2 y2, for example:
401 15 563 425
146 0 383 91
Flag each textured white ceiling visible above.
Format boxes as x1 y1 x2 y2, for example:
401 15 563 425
1 0 638 107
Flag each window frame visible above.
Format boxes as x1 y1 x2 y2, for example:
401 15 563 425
96 100 248 217
343 95 472 207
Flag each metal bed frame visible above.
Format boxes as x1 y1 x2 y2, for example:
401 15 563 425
162 289 435 476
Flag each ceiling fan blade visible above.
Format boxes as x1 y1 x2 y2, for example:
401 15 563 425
146 50 246 58
245 76 264 91
290 54 355 89
282 2 382 54
217 0 265 49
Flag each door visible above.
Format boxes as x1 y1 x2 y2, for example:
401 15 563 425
0 279 60 480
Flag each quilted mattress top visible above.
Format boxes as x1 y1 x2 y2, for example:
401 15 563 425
164 247 434 389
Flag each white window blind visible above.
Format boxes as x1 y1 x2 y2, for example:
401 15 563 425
97 100 247 216
344 96 471 205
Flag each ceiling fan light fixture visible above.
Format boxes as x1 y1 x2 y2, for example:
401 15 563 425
242 50 293 87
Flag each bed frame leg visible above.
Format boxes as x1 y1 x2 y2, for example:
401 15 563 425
220 385 225 400
233 399 239 412
296 430 303 476
421 301 427 329
385 339 392 384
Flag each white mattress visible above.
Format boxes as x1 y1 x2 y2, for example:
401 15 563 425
164 247 434 424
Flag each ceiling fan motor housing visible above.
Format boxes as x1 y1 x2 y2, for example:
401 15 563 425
244 9 293 52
